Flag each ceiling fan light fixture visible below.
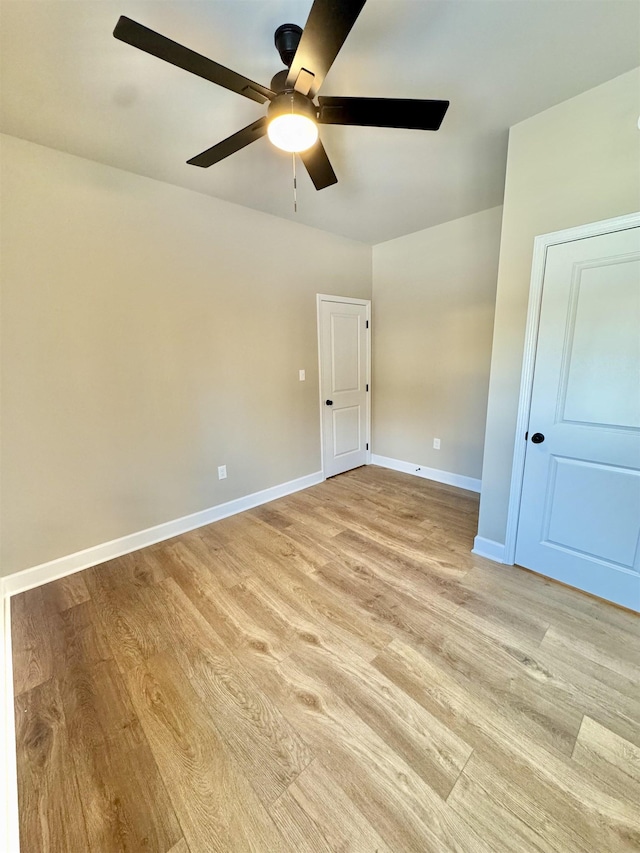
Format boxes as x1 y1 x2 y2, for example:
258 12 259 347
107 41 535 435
267 113 318 152
113 3 449 189
267 91 318 153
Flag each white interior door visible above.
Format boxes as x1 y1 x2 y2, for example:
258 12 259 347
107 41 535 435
318 297 370 478
515 225 640 611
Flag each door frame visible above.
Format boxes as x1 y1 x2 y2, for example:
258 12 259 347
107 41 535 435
504 210 640 565
316 294 372 479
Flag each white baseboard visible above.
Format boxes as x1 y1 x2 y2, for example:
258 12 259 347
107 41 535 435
1 580 20 852
370 454 481 493
472 536 506 563
3 470 324 597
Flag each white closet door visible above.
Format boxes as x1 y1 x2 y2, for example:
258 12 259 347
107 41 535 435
516 225 640 611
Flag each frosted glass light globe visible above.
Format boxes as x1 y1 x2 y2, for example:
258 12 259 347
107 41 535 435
267 114 318 152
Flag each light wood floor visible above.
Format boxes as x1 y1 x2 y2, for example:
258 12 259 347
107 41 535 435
11 466 640 852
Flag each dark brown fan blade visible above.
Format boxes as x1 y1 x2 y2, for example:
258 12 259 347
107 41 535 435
318 97 450 130
187 118 268 167
113 16 274 104
299 139 338 190
285 1 366 98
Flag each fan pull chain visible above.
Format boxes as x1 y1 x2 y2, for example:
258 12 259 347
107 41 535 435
292 153 298 213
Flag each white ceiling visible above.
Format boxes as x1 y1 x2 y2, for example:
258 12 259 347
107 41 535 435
1 1 638 244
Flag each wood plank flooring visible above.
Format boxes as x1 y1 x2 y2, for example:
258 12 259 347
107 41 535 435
11 465 640 852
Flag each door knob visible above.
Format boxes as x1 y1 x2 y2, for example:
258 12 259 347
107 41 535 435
325 399 333 406
531 432 545 444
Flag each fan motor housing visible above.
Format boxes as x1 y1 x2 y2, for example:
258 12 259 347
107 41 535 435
269 69 290 93
267 90 317 123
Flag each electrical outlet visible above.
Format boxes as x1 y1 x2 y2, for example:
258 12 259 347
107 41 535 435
218 465 227 480
299 369 306 381
433 438 441 450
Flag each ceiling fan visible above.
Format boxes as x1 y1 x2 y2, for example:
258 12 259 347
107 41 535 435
113 0 449 190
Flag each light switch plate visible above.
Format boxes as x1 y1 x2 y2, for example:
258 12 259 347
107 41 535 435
299 369 306 381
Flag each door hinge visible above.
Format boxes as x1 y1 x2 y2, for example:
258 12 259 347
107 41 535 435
366 443 369 450
525 431 528 440
366 320 369 329
366 384 369 392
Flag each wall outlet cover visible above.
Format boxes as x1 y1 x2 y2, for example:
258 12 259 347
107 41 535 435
218 465 227 480
433 438 441 450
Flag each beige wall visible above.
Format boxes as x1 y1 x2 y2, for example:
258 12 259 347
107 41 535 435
477 68 640 545
372 206 502 480
0 135 371 575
